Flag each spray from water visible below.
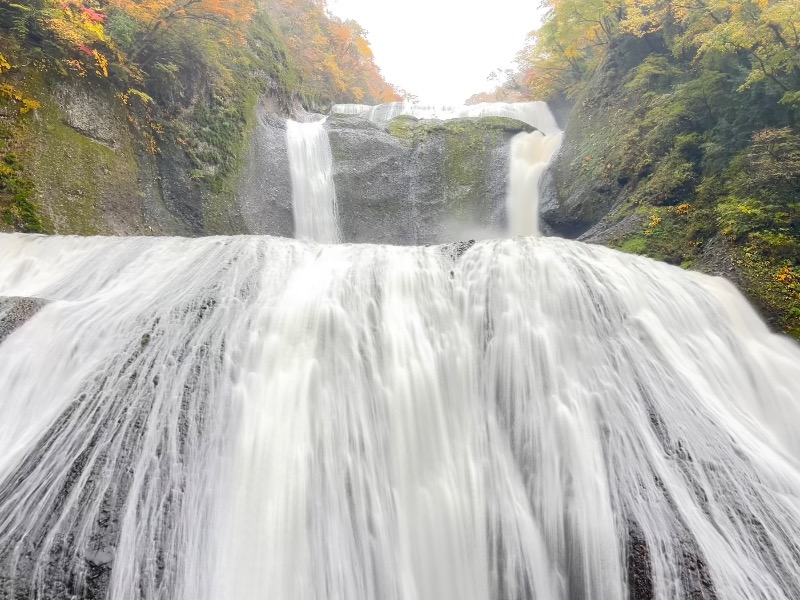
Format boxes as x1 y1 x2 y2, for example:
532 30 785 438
286 118 341 243
1 232 799 599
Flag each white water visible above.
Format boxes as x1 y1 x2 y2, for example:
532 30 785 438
286 118 341 243
331 101 561 135
1 232 800 599
331 101 564 237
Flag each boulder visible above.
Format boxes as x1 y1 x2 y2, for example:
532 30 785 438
236 107 294 237
327 114 531 244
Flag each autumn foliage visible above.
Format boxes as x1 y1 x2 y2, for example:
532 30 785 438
503 0 800 336
107 0 254 27
267 0 401 104
0 0 398 108
516 0 800 105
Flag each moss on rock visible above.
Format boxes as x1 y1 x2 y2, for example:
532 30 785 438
386 115 532 220
387 115 531 147
23 75 149 235
0 7 302 237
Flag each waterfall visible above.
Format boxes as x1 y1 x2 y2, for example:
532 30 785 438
1 232 800 600
286 118 341 243
330 101 564 237
507 130 564 236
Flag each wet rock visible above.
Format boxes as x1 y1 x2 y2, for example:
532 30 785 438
232 109 529 243
327 115 413 244
627 521 654 600
0 297 48 344
439 239 476 262
692 235 745 285
84 547 115 567
580 213 647 246
626 520 717 600
327 114 530 244
540 164 622 238
236 105 294 237
680 540 717 600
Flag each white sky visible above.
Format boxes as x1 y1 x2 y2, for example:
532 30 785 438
328 0 545 105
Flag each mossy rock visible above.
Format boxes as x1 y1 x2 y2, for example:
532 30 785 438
327 113 530 244
386 115 532 148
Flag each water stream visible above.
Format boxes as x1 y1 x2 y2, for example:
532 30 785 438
286 118 341 243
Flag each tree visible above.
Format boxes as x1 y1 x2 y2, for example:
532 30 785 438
107 0 256 62
517 0 624 98
692 0 800 107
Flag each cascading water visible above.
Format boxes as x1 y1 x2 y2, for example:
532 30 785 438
331 101 564 237
286 118 341 243
1 232 800 600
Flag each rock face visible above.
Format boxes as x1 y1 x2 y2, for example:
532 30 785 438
235 106 294 237
0 297 48 343
539 37 654 238
539 85 622 239
9 81 295 238
25 80 193 237
327 114 532 244
235 111 531 244
17 80 531 244
540 163 622 238
55 83 123 149
326 116 414 244
580 212 647 247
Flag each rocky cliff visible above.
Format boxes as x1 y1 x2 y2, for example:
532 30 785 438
331 114 531 244
15 78 186 236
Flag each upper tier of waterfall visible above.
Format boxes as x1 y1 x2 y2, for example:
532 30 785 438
330 101 562 136
1 232 799 600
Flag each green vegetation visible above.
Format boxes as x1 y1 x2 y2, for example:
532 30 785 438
512 0 800 337
0 115 41 233
387 115 530 147
0 151 41 233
